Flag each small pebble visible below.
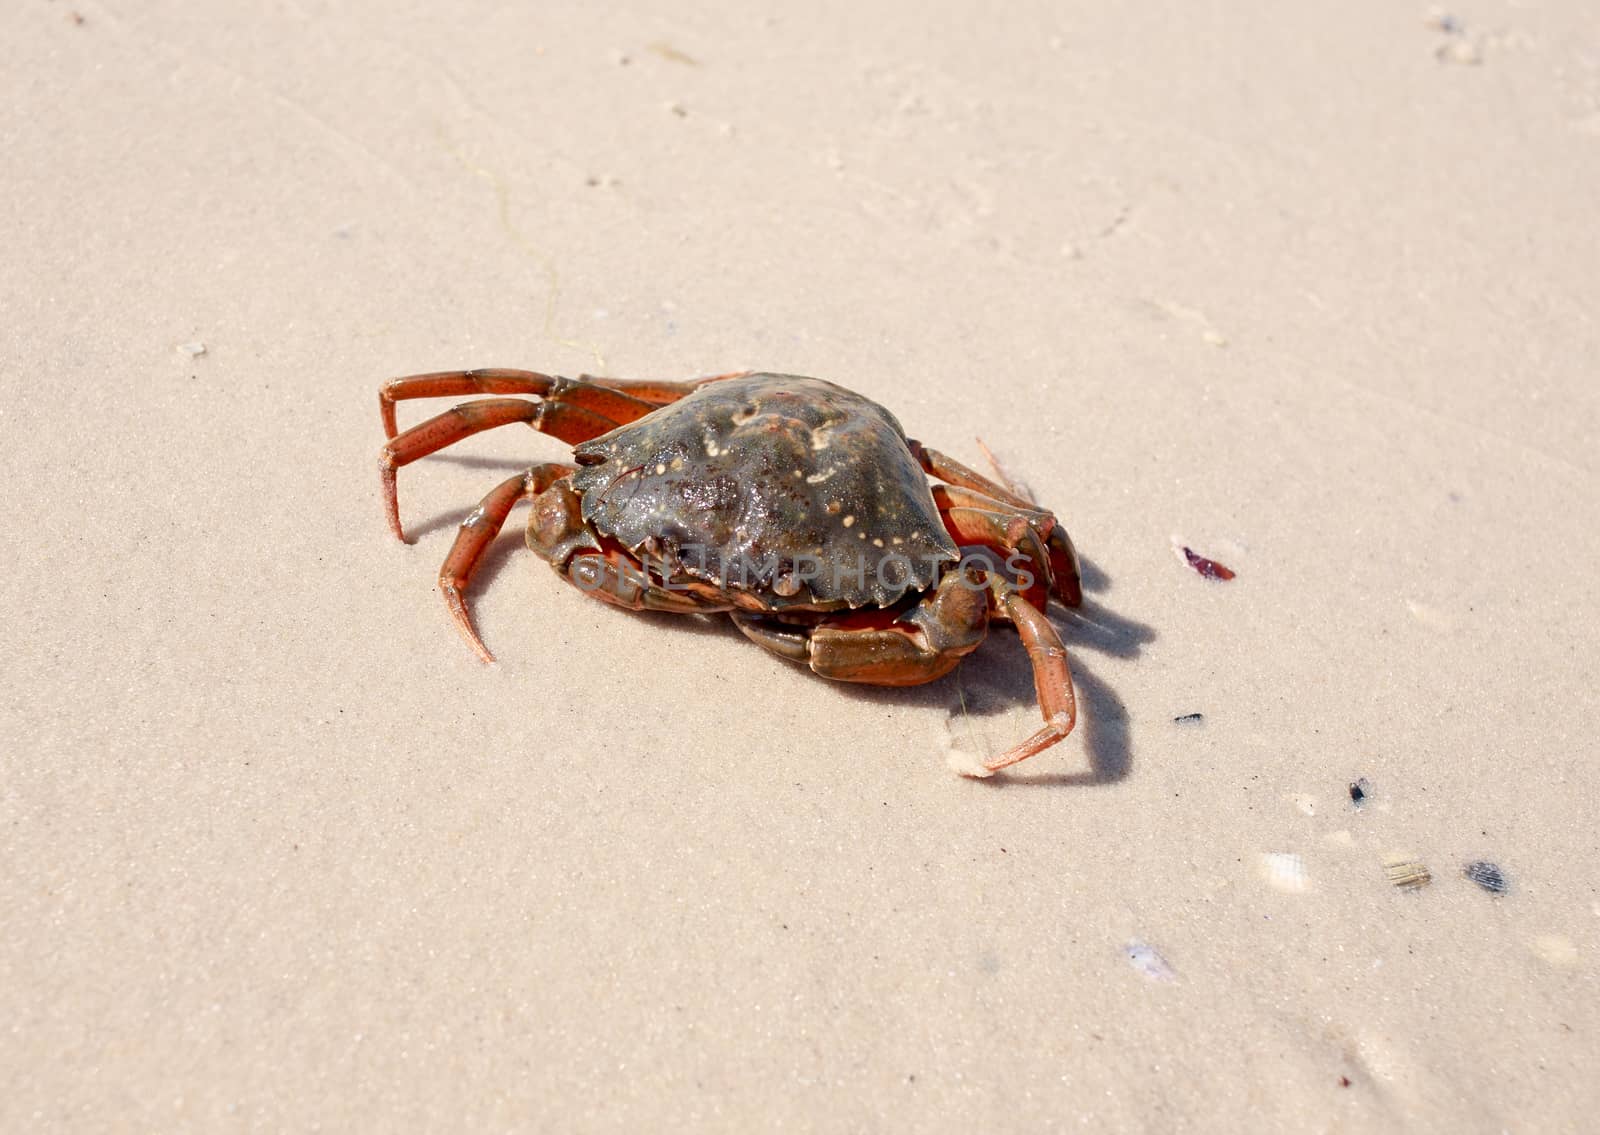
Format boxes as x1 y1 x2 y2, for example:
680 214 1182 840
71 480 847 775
176 341 206 357
1173 712 1204 726
1349 778 1370 807
1464 860 1507 894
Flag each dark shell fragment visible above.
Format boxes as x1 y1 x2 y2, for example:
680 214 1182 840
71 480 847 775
1464 860 1508 894
570 374 959 609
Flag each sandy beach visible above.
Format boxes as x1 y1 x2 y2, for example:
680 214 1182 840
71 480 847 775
4 0 1597 1129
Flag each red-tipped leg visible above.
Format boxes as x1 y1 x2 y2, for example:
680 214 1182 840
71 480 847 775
437 463 575 662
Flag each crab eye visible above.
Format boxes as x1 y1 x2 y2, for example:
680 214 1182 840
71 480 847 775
575 452 605 466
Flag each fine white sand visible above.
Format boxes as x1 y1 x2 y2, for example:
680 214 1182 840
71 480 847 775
4 0 1598 1129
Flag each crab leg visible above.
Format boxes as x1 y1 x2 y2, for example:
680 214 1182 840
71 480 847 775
933 487 1053 612
380 368 753 435
381 397 621 543
911 439 1083 608
731 572 1074 772
564 550 725 614
984 586 1078 773
574 370 755 407
907 440 1037 510
932 482 1052 524
734 569 989 685
436 463 575 662
520 476 732 616
379 369 664 439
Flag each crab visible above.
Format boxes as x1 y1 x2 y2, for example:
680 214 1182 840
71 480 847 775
379 369 1083 773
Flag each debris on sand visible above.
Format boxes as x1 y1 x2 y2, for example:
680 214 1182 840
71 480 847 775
1383 855 1432 891
1125 939 1177 982
1171 538 1236 581
1464 860 1508 894
1260 852 1309 893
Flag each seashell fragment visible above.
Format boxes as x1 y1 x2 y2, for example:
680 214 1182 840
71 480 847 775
1464 860 1507 894
1383 855 1432 890
1260 852 1309 893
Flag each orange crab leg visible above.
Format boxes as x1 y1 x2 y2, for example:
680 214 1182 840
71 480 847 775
564 550 725 615
1040 525 1084 608
380 368 755 435
912 440 1083 608
382 370 552 438
437 463 575 662
379 369 664 439
907 439 1038 511
380 397 622 543
934 493 1053 613
933 481 1047 518
984 586 1078 772
573 369 756 407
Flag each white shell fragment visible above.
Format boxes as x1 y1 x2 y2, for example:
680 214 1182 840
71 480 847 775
176 341 206 357
1260 852 1309 893
1124 940 1177 982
